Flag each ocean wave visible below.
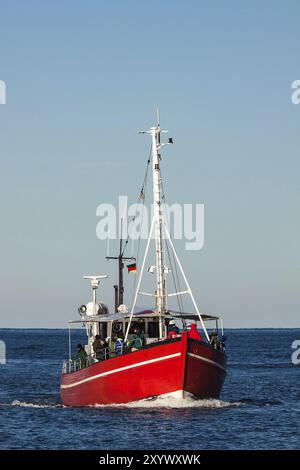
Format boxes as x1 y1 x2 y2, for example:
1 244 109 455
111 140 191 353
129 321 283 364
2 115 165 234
238 398 283 407
229 362 293 369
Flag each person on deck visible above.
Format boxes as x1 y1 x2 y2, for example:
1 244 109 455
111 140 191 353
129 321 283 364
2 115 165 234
100 337 109 359
115 332 125 356
76 344 87 368
167 322 181 339
167 319 176 334
92 335 102 360
209 330 219 349
130 328 144 351
187 323 202 341
109 334 117 358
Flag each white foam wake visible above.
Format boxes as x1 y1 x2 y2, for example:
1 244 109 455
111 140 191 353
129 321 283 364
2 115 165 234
95 396 242 409
6 397 242 409
10 400 62 409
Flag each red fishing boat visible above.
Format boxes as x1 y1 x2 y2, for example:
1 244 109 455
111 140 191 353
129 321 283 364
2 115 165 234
60 114 227 406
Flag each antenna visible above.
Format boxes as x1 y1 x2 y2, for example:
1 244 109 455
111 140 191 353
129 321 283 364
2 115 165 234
83 275 107 285
156 106 160 127
156 106 161 144
106 228 110 258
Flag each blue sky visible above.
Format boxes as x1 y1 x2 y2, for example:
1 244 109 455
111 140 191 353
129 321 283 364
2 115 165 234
0 1 299 327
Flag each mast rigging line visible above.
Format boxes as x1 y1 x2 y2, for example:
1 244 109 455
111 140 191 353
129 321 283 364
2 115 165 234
106 146 151 311
121 145 152 258
131 159 150 308
121 145 152 308
160 169 185 318
124 217 155 343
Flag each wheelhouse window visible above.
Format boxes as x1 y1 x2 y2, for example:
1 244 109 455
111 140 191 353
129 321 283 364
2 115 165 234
147 321 159 338
99 322 108 338
125 320 146 335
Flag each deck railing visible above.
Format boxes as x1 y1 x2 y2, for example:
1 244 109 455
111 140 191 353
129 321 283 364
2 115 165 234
61 333 224 375
62 346 126 374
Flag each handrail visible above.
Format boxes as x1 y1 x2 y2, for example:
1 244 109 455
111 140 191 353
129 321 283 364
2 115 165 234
62 346 127 374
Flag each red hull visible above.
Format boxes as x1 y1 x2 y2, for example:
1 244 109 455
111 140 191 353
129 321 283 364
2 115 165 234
60 332 227 406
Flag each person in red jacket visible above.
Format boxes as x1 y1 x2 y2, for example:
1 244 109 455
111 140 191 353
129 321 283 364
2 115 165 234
187 323 202 341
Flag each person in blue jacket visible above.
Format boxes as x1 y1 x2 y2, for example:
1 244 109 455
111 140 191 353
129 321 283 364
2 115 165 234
115 332 125 356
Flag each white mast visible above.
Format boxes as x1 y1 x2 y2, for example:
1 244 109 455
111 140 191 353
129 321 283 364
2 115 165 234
150 118 166 339
125 112 210 343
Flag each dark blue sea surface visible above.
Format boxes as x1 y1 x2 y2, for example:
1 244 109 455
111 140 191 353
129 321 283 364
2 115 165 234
0 329 299 450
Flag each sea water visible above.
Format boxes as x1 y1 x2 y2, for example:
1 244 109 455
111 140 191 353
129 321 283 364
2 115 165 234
0 329 299 450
